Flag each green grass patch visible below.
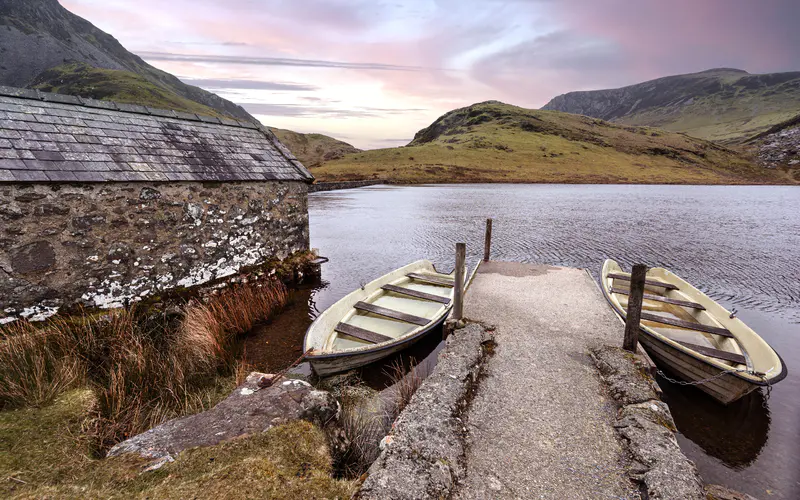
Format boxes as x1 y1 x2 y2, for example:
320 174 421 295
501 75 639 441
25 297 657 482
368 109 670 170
270 127 361 168
0 392 354 498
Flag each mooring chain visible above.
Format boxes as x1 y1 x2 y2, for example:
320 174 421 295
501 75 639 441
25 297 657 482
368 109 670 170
656 368 774 405
255 348 313 390
760 374 774 408
655 368 748 387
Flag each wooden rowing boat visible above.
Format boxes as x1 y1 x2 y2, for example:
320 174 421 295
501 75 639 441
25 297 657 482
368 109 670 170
601 259 787 404
304 260 473 376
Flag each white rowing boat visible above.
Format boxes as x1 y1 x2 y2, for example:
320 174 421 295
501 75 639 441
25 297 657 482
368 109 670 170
304 260 473 376
601 259 787 404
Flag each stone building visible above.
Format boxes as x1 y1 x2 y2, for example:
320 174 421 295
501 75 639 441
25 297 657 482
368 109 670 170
0 85 313 322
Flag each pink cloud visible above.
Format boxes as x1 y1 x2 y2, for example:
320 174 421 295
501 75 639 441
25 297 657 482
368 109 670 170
58 0 800 147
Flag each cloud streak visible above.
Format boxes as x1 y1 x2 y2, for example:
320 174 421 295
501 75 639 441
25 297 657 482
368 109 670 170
180 78 318 91
139 52 429 72
243 103 427 119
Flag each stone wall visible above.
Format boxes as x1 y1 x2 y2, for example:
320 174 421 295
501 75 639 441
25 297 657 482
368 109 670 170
308 180 385 192
0 181 309 321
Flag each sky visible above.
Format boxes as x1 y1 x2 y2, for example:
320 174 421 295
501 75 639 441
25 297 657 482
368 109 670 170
62 0 800 149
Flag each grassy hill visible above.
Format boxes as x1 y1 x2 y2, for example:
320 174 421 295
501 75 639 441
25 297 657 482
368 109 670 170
269 128 361 168
30 63 224 117
312 101 795 185
542 69 800 143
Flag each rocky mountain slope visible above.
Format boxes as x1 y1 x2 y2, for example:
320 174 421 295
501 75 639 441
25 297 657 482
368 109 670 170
269 128 361 169
0 0 253 121
313 101 792 185
542 68 800 143
746 114 800 181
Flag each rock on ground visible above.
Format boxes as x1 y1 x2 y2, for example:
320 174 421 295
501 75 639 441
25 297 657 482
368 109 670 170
108 372 338 461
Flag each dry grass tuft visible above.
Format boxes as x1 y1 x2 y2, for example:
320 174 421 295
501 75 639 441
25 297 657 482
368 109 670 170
0 322 84 409
181 281 289 365
0 279 289 453
384 358 427 415
327 358 431 478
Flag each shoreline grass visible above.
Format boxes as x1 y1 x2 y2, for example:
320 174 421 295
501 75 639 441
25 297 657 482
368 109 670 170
0 279 289 454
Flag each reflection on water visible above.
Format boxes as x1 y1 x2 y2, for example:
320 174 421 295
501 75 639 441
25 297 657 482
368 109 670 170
242 282 324 373
659 373 770 469
308 184 800 499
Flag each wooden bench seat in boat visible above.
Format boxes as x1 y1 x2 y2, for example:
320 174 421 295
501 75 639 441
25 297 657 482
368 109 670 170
674 340 747 365
354 301 430 326
334 322 393 344
381 284 451 304
607 273 679 290
406 273 454 287
610 286 705 310
639 312 733 338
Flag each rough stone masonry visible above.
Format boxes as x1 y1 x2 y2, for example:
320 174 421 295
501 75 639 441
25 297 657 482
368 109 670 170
0 181 308 320
0 85 314 321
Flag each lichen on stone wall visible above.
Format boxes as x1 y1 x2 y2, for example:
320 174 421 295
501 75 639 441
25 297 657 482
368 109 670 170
0 180 310 321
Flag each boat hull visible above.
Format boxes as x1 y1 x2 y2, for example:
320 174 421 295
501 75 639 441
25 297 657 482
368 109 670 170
599 259 787 405
638 331 758 404
307 315 445 376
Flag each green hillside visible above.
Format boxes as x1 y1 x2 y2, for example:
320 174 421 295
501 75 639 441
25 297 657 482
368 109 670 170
542 69 800 143
269 128 361 168
30 63 223 117
312 101 795 185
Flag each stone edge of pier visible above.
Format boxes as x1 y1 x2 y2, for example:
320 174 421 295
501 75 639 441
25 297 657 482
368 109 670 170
590 345 710 500
590 346 759 500
357 322 492 500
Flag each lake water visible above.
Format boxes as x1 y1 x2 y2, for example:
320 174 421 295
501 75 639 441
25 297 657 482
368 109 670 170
306 184 799 498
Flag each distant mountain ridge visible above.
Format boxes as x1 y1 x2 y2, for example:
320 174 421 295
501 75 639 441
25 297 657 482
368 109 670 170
542 68 800 143
0 0 254 121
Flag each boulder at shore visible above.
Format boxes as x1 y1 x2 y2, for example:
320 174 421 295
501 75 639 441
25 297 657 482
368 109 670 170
108 373 339 462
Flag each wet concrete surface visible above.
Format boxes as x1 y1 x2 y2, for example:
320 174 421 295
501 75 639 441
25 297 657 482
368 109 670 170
455 263 639 499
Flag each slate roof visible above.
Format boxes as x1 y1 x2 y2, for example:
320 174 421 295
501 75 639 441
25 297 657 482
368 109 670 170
0 85 313 183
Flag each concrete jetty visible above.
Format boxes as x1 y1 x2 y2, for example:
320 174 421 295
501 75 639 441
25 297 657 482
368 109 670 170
361 259 706 500
455 262 638 499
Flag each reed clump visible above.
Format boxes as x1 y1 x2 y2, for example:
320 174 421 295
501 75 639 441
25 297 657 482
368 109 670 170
0 279 288 453
327 358 430 478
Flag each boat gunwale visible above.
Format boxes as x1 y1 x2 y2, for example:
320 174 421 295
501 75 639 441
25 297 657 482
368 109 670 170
600 260 788 387
304 313 447 360
302 261 455 361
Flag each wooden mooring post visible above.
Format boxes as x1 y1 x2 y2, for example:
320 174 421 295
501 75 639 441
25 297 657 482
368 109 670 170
453 242 466 321
623 263 648 352
622 264 647 352
483 218 493 262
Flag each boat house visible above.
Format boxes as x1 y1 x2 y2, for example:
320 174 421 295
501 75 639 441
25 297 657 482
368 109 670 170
0 85 313 322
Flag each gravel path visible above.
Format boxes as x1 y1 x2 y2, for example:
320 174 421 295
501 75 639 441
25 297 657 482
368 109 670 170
455 262 639 499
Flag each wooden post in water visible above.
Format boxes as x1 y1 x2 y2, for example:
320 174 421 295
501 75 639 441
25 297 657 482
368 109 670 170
453 242 466 322
483 218 493 262
623 263 648 352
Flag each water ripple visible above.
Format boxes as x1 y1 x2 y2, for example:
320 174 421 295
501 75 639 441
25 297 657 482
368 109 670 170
310 184 800 323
